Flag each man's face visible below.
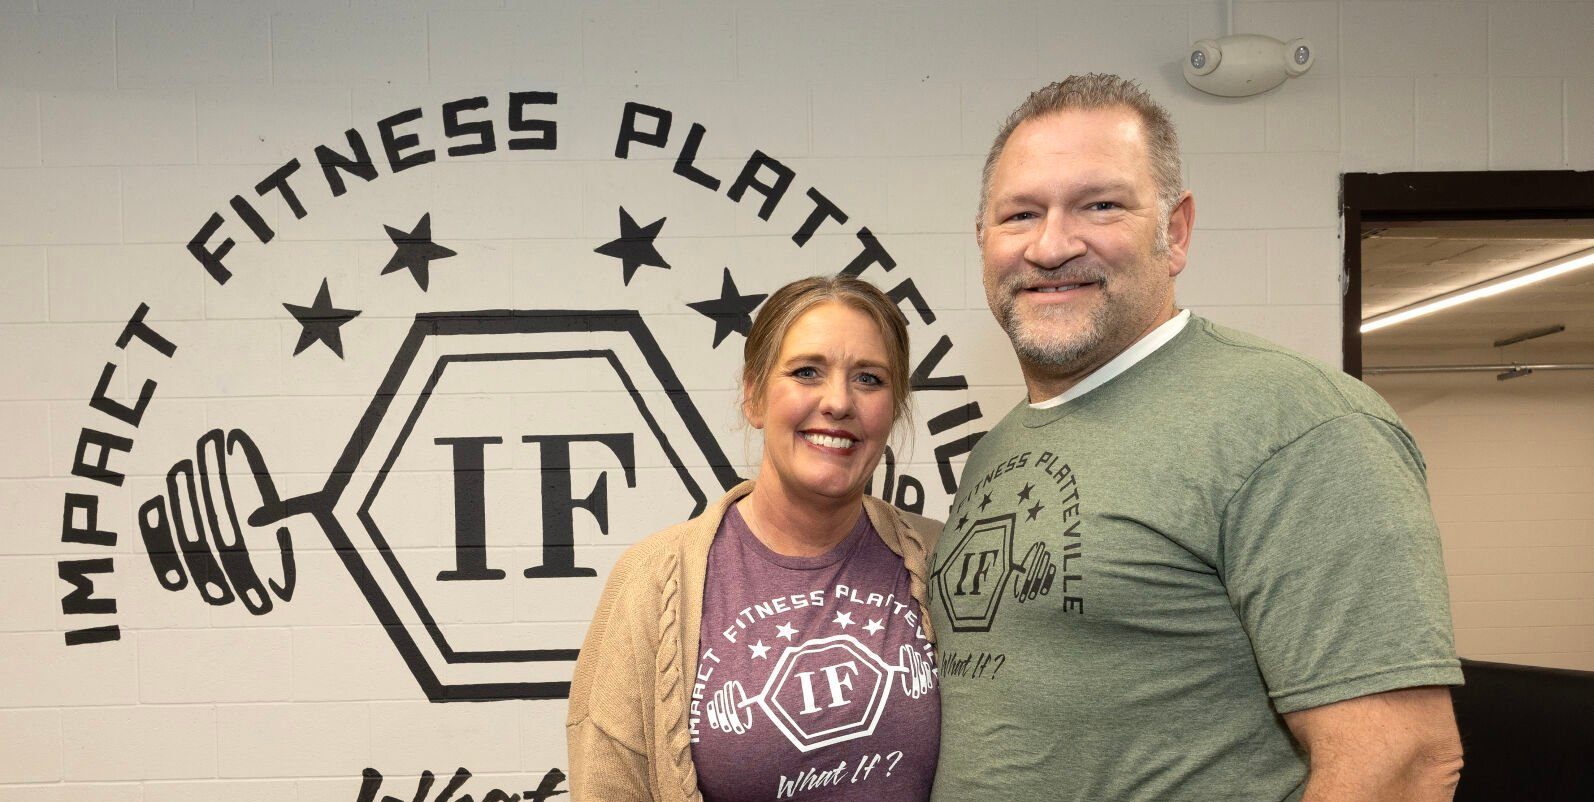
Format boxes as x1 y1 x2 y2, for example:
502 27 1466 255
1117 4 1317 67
979 106 1187 380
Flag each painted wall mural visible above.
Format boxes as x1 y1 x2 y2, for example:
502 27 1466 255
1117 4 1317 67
46 90 984 798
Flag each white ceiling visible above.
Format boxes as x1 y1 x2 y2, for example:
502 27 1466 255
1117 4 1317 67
1360 220 1594 365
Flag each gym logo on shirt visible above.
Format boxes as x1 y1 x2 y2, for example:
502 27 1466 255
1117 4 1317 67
932 449 1086 632
692 585 935 752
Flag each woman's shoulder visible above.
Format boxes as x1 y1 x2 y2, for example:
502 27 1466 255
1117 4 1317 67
896 507 944 554
863 494 944 555
607 520 698 590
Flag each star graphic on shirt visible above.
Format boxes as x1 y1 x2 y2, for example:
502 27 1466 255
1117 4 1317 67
380 212 456 291
775 622 798 641
979 492 992 512
863 618 885 636
1026 501 1046 521
833 611 854 630
1017 482 1035 502
749 640 771 660
593 206 671 285
956 513 969 531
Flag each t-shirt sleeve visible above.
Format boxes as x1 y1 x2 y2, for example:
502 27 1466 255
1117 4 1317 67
1221 412 1464 714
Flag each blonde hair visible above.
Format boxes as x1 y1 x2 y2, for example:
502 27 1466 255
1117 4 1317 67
742 275 912 429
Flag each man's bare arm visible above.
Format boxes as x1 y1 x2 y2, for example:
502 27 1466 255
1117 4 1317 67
1283 685 1464 802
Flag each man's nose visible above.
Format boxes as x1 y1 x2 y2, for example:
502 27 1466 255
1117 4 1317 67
1025 212 1085 269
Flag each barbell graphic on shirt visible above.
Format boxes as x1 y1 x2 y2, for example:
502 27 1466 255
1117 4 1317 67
1013 541 1057 602
933 513 1058 633
701 636 936 752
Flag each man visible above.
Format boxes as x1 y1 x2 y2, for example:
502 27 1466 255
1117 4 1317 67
929 74 1464 801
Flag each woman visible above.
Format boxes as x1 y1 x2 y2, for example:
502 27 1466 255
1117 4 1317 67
567 275 941 802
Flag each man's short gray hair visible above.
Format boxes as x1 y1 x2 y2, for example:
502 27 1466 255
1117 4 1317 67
977 74 1184 226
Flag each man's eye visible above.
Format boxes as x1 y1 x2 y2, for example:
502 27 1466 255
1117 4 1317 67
1006 211 1038 222
1087 201 1121 211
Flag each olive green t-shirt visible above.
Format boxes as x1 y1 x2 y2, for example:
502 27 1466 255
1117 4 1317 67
929 316 1462 802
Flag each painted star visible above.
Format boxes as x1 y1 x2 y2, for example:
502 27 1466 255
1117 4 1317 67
863 618 884 636
979 492 993 512
956 514 969 531
749 640 771 660
380 212 456 291
833 611 854 629
1026 501 1046 521
593 206 671 285
283 278 361 358
1017 482 1035 502
687 268 768 348
775 622 798 641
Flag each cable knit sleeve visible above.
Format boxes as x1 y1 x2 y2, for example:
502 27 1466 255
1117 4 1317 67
567 538 665 801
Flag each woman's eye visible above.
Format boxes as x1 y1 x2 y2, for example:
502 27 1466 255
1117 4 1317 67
856 372 884 386
792 366 819 379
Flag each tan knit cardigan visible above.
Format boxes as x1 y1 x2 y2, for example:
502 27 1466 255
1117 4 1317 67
565 480 942 802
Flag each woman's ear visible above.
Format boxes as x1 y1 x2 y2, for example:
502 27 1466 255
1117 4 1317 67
742 384 765 430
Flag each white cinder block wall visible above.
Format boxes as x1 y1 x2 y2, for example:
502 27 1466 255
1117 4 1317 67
1370 372 1594 673
3 1 1591 798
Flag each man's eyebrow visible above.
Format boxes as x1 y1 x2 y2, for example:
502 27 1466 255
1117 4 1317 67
1073 179 1136 196
991 179 1137 204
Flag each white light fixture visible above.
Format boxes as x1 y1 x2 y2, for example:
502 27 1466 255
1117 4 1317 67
1184 34 1313 97
1361 244 1594 333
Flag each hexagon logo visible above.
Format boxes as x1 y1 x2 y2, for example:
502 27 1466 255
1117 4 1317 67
756 635 894 752
319 310 741 701
935 514 1016 632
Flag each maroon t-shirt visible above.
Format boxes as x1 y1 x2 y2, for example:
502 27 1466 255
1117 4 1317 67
690 502 940 802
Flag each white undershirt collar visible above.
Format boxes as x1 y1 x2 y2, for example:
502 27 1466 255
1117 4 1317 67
1028 309 1191 409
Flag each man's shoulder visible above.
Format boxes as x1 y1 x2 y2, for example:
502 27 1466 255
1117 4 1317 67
1180 316 1400 424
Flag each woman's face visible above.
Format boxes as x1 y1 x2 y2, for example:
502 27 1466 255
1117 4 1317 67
747 301 896 506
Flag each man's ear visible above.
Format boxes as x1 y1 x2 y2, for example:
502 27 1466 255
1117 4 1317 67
1165 191 1195 278
974 216 985 248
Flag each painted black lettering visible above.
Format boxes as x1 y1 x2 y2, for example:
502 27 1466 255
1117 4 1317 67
378 107 436 173
72 428 133 487
726 150 793 220
188 212 234 285
61 493 115 547
314 128 379 198
255 158 307 219
228 193 273 244
443 96 496 157
88 362 154 427
840 226 895 276
673 122 722 191
117 303 177 357
792 187 848 247
508 91 557 150
886 277 935 325
615 101 671 158
59 558 116 615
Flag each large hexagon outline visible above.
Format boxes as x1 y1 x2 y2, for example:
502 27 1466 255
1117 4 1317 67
321 310 742 701
757 635 892 752
934 514 1016 632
